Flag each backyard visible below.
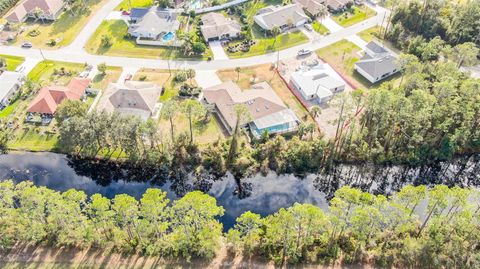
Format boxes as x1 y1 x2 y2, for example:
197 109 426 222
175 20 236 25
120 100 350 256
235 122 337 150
216 64 315 125
85 20 213 60
332 5 376 27
0 54 24 71
3 61 121 152
12 0 108 48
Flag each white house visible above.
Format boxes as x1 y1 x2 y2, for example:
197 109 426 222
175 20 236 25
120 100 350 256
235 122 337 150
0 71 24 108
254 4 309 32
290 64 345 103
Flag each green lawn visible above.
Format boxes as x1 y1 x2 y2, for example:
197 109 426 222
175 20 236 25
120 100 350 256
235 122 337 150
312 21 330 35
115 0 153 11
333 6 376 27
0 100 20 119
8 128 59 151
13 0 107 48
85 20 212 60
0 54 25 71
28 60 86 84
358 25 385 42
227 28 309 58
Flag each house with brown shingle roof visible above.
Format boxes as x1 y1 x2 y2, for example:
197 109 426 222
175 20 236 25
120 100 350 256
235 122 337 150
6 0 65 23
96 81 162 121
200 12 241 42
203 81 300 137
27 77 90 115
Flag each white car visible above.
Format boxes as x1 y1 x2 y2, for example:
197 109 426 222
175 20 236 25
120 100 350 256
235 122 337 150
297 49 313 56
304 24 313 31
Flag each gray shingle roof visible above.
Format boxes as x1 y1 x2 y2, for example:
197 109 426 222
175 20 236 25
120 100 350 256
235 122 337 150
355 41 398 81
254 4 309 30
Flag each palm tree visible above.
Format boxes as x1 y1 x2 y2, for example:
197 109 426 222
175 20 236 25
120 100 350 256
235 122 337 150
161 100 179 142
310 105 322 118
271 25 281 48
181 100 206 144
226 104 252 168
235 67 241 82
316 5 328 20
186 68 196 84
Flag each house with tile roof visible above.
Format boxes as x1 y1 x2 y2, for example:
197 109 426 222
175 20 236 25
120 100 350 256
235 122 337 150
203 81 300 137
96 81 162 121
27 77 90 115
354 41 399 83
200 12 241 42
5 0 65 23
254 4 309 32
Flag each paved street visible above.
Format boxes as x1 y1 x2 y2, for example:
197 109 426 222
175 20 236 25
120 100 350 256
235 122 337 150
0 3 389 71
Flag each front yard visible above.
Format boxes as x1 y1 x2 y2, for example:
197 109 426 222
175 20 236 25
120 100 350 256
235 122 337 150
115 0 154 11
312 21 329 35
216 64 315 125
226 28 309 59
0 54 25 71
85 20 212 60
332 6 376 27
11 0 109 48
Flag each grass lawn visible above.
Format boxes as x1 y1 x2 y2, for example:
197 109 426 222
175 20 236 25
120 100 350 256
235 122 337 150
28 60 86 84
85 20 212 60
312 21 330 35
358 25 401 54
7 128 59 151
333 6 376 27
227 29 309 58
115 0 153 11
0 99 20 119
92 66 123 90
0 54 25 71
12 0 108 48
217 64 315 125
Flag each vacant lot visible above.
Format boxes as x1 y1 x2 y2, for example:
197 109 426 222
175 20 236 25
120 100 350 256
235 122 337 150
13 0 108 48
333 6 376 27
0 54 24 71
217 64 315 125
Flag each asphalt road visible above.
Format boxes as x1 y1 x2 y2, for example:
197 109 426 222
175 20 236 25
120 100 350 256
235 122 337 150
0 1 389 71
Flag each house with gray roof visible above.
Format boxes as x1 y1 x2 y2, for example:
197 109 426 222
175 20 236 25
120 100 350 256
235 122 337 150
128 9 180 46
203 81 300 138
354 41 399 83
254 4 309 32
290 64 345 103
0 71 24 109
97 81 163 121
200 12 241 41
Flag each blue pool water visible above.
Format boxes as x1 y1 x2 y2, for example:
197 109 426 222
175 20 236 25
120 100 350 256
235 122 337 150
162 32 174 41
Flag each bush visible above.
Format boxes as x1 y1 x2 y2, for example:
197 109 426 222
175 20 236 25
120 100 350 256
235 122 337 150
179 83 201 97
100 35 112 48
174 71 188 82
139 75 147 81
28 29 40 37
192 42 206 54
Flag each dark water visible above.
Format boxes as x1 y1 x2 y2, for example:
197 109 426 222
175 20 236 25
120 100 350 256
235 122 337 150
1 152 479 230
0 152 327 230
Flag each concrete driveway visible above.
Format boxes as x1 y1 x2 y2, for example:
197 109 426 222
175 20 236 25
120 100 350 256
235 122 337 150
320 16 343 33
209 41 229 60
195 70 222 89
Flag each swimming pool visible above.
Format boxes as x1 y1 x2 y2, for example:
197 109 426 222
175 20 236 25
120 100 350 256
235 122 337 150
162 32 175 42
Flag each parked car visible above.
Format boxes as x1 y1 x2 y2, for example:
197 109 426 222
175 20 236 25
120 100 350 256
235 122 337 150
304 24 313 31
122 10 130 16
21 42 32 48
297 49 313 56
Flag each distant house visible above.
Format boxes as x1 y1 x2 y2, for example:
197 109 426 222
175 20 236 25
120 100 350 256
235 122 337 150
27 77 90 115
128 9 180 45
254 4 309 32
200 12 241 42
294 0 352 16
96 81 162 121
5 0 66 23
291 64 345 103
203 81 300 137
0 71 24 108
354 41 399 83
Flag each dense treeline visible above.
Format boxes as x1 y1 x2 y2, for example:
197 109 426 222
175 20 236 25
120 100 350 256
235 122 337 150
0 180 224 260
386 0 480 48
0 181 478 267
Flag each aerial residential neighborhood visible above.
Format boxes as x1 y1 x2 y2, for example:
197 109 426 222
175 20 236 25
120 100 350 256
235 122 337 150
0 0 479 267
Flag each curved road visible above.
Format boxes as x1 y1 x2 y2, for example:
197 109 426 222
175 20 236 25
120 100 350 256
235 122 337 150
0 0 389 71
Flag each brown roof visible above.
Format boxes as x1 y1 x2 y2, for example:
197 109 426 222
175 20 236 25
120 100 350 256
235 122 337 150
27 78 90 114
203 81 287 131
6 0 64 22
200 13 241 40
